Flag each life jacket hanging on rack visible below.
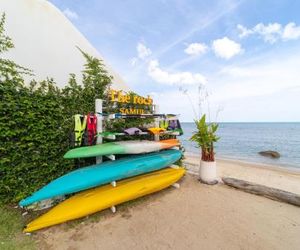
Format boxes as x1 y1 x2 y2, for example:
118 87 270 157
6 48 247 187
85 113 97 146
74 114 87 146
159 119 169 129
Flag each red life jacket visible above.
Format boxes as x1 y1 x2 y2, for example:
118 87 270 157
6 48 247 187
86 113 97 145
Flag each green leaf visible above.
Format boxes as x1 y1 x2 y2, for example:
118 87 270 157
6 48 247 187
189 114 219 159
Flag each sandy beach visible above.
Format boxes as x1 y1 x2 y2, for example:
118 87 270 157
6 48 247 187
33 155 300 250
184 153 300 195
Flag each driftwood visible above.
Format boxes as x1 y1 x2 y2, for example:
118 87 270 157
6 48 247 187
222 177 300 207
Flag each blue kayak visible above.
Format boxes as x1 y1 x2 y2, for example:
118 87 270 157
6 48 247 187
19 149 182 207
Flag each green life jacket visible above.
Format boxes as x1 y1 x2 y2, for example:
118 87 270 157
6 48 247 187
159 120 169 129
74 114 87 146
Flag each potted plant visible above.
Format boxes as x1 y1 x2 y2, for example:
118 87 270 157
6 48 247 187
190 114 220 184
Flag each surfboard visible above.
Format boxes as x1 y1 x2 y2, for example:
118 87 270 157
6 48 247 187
24 167 185 232
19 149 182 207
63 139 179 159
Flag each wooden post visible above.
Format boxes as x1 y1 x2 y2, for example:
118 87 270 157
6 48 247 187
95 99 102 164
106 154 116 161
172 183 180 189
110 206 116 213
154 104 159 141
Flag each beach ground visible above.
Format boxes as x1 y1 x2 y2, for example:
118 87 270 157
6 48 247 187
184 153 300 195
31 156 300 250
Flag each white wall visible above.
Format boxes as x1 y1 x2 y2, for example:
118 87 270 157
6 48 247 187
0 0 129 90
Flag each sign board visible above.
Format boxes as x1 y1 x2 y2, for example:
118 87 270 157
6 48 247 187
109 90 154 114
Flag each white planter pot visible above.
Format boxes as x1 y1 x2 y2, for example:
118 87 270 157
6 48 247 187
199 160 218 185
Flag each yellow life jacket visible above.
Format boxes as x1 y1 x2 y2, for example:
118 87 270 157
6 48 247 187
74 115 87 146
148 127 166 135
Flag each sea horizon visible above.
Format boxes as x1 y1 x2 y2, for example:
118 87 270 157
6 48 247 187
181 122 300 169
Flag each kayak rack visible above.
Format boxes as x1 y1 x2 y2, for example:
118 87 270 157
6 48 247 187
95 99 182 214
106 154 116 161
97 112 179 120
97 131 181 140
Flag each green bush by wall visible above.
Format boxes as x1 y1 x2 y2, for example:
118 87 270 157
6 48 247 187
0 13 156 204
0 63 112 204
0 13 111 203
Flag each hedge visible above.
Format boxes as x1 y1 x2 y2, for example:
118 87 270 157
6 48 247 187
0 63 113 204
0 13 157 203
0 16 91 202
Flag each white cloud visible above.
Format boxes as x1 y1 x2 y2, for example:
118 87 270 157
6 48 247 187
238 22 300 43
237 23 282 43
141 51 300 122
148 43 300 122
237 24 253 38
212 37 243 59
150 90 197 121
253 23 282 43
130 57 138 66
63 8 78 20
150 87 223 122
176 51 300 121
137 42 152 60
282 22 300 40
148 60 207 86
153 0 243 59
184 42 208 56
213 52 300 102
130 43 152 67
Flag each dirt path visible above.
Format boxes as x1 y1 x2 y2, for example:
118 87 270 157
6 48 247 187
34 174 300 250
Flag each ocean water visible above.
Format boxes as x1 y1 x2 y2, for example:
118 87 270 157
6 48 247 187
180 122 300 168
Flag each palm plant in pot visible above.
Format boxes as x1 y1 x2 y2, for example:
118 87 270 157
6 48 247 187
190 114 220 184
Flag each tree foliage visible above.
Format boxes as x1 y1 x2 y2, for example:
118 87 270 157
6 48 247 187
0 13 13 53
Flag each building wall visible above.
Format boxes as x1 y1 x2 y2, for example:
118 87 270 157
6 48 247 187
0 0 129 90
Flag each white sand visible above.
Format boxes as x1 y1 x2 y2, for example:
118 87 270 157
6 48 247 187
34 155 300 250
183 153 300 195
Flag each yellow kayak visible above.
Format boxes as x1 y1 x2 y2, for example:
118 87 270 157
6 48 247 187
24 167 185 233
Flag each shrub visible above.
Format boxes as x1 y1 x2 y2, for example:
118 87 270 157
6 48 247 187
190 114 219 162
0 13 156 203
0 13 113 203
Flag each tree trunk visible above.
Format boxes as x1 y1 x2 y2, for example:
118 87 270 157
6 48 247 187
201 145 215 162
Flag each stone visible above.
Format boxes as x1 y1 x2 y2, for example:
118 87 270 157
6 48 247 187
258 150 280 158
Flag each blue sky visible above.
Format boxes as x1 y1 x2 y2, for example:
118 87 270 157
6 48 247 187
49 0 300 122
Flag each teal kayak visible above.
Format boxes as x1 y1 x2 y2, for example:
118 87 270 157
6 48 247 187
63 139 179 159
19 149 182 207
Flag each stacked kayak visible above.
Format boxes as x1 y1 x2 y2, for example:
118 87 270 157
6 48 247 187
19 150 182 207
22 139 184 232
63 139 179 159
24 167 185 233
